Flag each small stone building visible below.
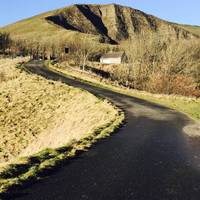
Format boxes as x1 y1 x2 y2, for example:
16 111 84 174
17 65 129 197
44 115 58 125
100 52 127 64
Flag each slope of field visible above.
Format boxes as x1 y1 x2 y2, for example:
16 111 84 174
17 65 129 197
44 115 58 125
0 58 118 163
0 10 99 47
0 4 198 47
178 24 200 37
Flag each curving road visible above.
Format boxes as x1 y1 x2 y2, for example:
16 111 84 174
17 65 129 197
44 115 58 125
5 64 200 200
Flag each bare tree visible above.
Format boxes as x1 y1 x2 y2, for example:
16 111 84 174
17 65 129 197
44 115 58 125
72 34 95 70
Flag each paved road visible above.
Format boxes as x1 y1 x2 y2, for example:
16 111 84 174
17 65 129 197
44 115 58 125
6 65 200 199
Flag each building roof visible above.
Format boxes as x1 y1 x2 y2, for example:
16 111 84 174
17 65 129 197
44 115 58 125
101 52 125 59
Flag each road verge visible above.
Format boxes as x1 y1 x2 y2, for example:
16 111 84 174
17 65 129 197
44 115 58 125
0 61 125 196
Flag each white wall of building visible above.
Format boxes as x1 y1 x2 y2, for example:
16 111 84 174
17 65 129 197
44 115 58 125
100 57 122 64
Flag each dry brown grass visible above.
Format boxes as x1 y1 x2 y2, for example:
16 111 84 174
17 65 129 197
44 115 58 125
178 24 200 37
123 34 200 93
0 58 117 164
87 33 200 96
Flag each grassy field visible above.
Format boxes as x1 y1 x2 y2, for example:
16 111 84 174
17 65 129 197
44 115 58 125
0 10 83 41
51 63 200 122
179 24 200 37
0 58 125 194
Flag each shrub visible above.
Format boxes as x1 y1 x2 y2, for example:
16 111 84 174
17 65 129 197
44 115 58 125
147 73 199 97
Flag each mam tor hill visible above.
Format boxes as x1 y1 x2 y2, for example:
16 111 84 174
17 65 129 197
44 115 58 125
1 4 199 45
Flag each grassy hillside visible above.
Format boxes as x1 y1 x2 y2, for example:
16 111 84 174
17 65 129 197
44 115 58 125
0 57 118 164
0 58 124 194
178 24 200 37
0 4 198 47
0 10 100 47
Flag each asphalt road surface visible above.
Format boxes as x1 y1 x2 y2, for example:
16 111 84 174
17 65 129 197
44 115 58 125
4 64 200 200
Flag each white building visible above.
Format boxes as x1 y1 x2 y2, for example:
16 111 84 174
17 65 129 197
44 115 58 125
100 52 127 64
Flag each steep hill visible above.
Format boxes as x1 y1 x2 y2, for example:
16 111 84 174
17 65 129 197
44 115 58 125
1 4 199 46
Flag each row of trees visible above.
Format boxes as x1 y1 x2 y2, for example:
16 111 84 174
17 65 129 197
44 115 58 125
0 31 105 66
0 35 98 63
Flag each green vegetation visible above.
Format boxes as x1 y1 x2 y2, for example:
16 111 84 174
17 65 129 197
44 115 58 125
124 90 200 121
0 10 91 42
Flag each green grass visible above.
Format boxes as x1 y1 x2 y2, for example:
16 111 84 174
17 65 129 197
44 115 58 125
127 92 200 121
50 64 200 121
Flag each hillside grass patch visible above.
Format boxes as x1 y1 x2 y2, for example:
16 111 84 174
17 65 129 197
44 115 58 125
0 58 124 195
179 24 200 37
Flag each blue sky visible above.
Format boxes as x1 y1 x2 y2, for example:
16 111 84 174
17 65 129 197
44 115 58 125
0 0 200 27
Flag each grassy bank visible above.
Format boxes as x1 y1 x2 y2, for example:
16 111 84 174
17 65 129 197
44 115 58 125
179 24 200 37
50 64 200 121
0 110 124 195
0 58 124 194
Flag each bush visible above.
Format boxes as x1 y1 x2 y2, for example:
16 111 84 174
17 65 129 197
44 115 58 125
147 73 199 97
